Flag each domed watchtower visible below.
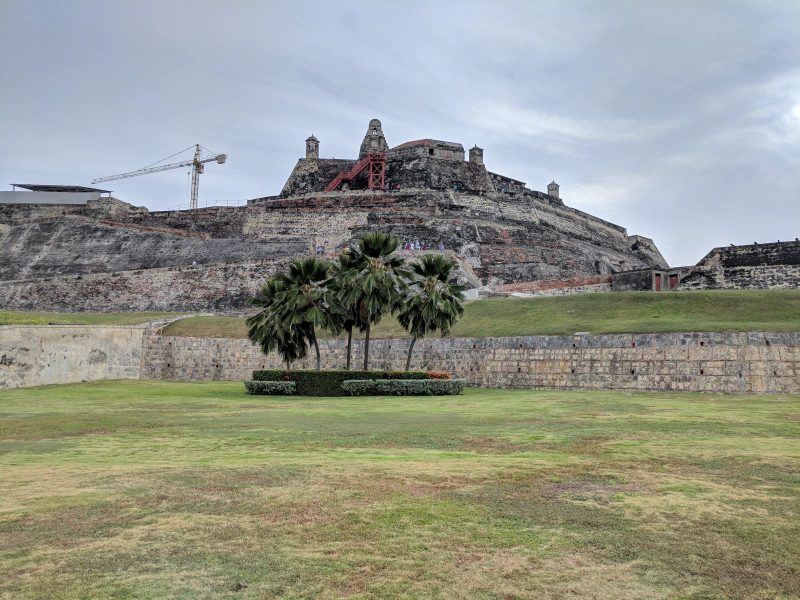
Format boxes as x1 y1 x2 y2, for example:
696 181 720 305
547 180 559 199
305 135 319 159
359 119 389 158
469 144 484 165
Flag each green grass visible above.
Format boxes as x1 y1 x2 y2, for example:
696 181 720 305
0 311 185 326
0 381 798 598
161 289 800 339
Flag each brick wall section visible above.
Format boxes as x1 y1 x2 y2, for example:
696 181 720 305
142 331 800 395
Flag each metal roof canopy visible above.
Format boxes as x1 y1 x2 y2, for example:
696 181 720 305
10 184 113 193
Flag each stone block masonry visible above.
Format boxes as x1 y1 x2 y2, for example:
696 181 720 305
142 330 800 395
3 326 797 393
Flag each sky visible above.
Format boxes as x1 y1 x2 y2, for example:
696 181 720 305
1 0 798 267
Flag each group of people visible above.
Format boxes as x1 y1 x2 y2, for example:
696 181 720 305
400 242 446 252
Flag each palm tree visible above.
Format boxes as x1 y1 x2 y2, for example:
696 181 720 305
398 254 467 371
247 257 333 371
343 232 409 370
246 277 306 368
273 256 333 371
327 251 364 370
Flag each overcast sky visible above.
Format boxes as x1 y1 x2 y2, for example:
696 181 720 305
1 1 798 266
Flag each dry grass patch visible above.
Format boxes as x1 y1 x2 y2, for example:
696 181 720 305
0 381 798 599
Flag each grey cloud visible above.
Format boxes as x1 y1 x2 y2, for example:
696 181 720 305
1 0 798 266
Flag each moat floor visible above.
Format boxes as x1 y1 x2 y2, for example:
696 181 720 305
0 382 798 599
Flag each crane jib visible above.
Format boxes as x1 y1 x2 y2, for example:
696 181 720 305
90 146 227 210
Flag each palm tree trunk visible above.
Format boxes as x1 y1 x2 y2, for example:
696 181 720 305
346 326 353 371
363 321 371 371
313 337 321 371
405 336 417 371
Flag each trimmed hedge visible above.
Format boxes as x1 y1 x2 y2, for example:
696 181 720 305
342 379 467 396
251 370 449 397
244 381 296 395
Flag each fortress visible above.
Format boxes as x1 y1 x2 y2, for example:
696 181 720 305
0 119 797 313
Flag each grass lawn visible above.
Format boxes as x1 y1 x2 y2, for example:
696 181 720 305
0 381 798 599
0 311 184 326
161 289 800 339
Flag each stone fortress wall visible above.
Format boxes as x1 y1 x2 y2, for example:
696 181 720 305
1 118 796 314
0 325 145 390
677 241 800 291
0 260 287 313
2 325 798 394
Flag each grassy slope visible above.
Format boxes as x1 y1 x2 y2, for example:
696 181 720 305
0 381 797 598
161 289 800 339
0 311 184 326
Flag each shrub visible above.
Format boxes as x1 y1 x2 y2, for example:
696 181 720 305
383 370 430 380
342 379 466 396
244 380 296 395
251 370 449 396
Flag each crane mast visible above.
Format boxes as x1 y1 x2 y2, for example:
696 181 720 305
92 144 227 210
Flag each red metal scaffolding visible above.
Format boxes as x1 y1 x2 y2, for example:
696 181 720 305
324 152 385 191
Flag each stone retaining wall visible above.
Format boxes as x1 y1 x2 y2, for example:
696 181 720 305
0 325 144 390
3 326 797 393
143 331 800 395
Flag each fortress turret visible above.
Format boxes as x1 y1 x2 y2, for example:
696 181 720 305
469 144 484 165
305 135 319 159
547 180 560 199
359 119 389 158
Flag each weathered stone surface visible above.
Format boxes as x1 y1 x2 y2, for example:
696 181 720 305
0 325 144 390
676 241 800 290
143 330 799 395
0 260 286 313
4 326 796 393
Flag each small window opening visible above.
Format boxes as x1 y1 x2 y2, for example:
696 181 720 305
774 371 778 376
473 344 476 348
519 344 523 348
429 148 434 155
739 372 742 378
700 369 704 375
572 343 576 348
631 369 635 375
571 369 575 374
632 342 636 348
766 340 771 346
518 367 521 373
167 363 171 368
700 341 704 347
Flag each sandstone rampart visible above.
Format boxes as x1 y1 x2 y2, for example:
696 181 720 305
2 326 798 393
142 330 799 394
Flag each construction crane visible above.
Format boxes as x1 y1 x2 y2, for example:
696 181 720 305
92 144 227 210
